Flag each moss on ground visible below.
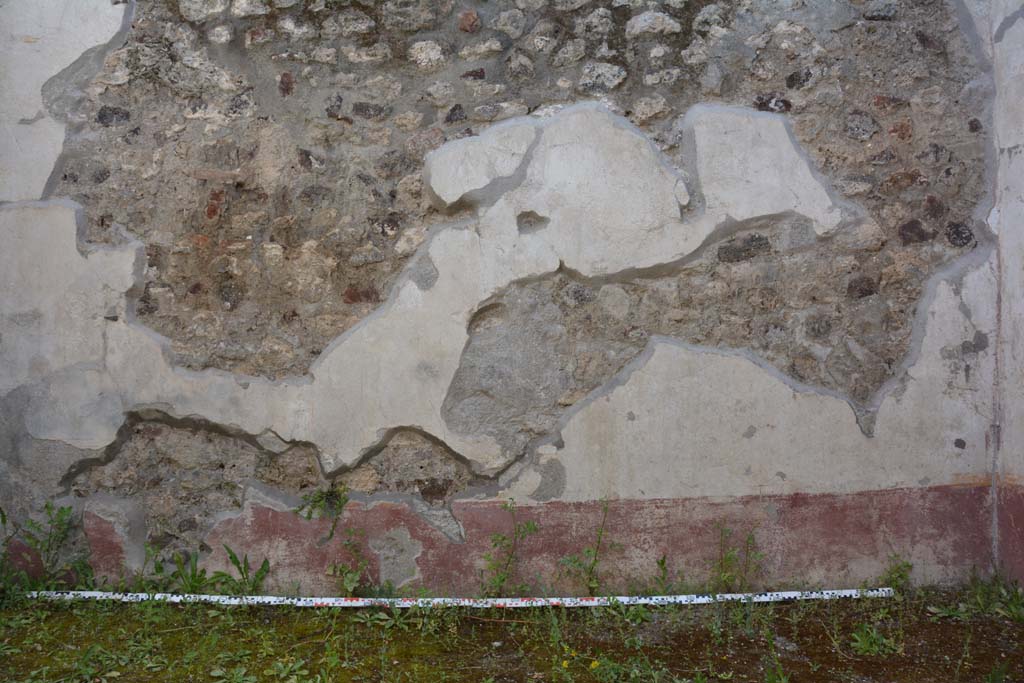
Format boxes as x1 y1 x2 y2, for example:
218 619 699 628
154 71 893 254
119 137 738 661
1 581 1022 682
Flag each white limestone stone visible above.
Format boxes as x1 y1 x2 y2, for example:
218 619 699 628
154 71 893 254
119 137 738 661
625 11 682 38
408 41 446 70
180 0 230 22
231 0 270 17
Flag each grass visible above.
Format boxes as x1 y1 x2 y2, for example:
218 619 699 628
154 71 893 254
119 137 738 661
1 581 1022 682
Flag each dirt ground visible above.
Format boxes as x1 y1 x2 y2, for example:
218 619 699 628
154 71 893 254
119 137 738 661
1 583 1022 682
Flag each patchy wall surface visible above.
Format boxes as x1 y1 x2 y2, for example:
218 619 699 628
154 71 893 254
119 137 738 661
1 0 1021 594
992 0 1024 581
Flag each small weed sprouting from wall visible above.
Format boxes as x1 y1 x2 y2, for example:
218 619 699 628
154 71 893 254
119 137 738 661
1 502 93 605
560 500 611 597
292 483 397 597
480 499 538 598
211 545 271 596
294 484 350 544
708 524 763 594
168 551 215 594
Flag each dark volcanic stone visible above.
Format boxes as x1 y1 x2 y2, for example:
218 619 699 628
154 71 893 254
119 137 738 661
325 94 346 120
786 68 813 90
445 103 467 124
718 234 772 263
945 221 975 247
754 93 792 113
352 102 392 120
96 105 130 126
847 275 878 299
898 219 935 245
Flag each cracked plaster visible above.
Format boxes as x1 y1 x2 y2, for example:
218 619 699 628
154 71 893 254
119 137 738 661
1 0 1022 585
3 102 861 481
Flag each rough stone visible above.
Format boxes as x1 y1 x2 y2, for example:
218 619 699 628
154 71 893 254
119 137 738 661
845 110 880 141
459 39 503 60
382 0 437 32
180 0 229 22
578 62 628 92
553 39 586 67
625 12 682 38
458 9 481 33
495 10 527 39
629 95 669 124
408 41 446 70
576 8 614 37
231 0 270 17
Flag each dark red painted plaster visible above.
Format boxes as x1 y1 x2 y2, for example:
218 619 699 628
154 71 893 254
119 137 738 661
185 484 993 596
83 510 128 584
3 538 43 578
999 483 1024 581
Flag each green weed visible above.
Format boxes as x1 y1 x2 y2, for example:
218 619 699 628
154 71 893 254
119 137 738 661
480 499 538 597
170 550 216 594
210 665 258 683
560 500 610 596
708 526 762 593
984 662 1010 683
849 622 899 656
294 485 349 544
878 555 913 595
211 545 271 595
20 502 83 590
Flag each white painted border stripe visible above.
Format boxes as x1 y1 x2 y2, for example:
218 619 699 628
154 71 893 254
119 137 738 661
28 588 893 608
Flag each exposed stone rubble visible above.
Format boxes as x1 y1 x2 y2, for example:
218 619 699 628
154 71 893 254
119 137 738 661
69 415 325 559
51 0 985 382
338 430 483 505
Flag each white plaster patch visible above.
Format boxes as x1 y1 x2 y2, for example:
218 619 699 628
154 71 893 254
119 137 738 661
686 105 846 235
0 0 126 202
503 252 998 502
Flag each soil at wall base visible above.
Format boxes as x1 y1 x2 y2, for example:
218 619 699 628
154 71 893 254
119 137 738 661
0 587 1021 682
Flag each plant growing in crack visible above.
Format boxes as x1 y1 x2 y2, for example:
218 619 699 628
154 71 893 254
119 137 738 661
294 484 350 544
212 545 271 596
294 483 377 596
559 499 610 596
480 499 538 598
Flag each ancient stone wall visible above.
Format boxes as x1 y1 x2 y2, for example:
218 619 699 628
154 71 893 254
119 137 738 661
1 0 1021 594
